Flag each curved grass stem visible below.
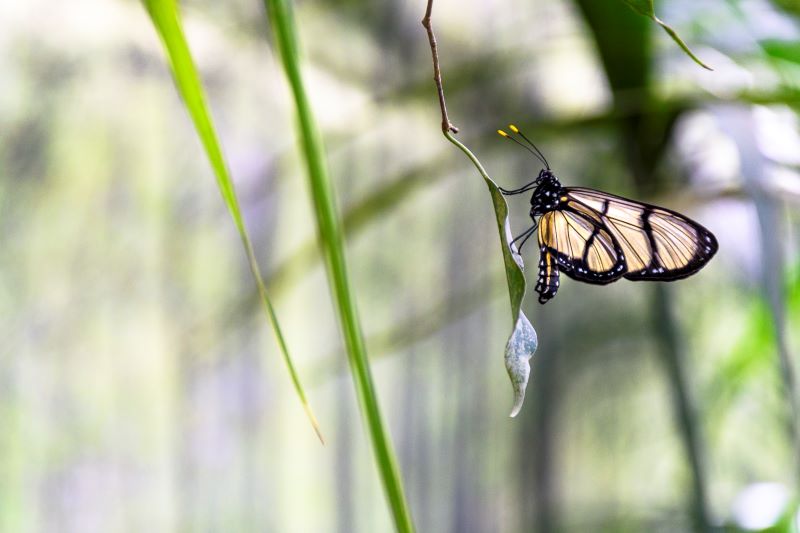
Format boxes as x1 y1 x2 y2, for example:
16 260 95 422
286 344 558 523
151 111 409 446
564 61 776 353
142 0 323 443
263 0 415 530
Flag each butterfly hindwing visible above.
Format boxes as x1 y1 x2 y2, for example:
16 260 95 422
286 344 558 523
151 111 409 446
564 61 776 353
563 188 718 281
536 208 627 292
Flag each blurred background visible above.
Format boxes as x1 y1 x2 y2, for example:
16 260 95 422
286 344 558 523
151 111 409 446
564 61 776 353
2 0 800 531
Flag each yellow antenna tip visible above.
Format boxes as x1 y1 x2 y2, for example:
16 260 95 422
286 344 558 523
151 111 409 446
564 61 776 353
497 129 509 137
509 124 519 133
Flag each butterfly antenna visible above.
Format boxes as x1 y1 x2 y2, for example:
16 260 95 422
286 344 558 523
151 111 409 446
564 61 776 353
497 129 548 168
509 124 550 170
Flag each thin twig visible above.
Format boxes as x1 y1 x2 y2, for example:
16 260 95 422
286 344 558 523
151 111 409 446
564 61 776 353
422 0 458 134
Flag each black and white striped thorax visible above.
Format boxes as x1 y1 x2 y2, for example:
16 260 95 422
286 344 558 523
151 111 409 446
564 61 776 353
529 170 563 217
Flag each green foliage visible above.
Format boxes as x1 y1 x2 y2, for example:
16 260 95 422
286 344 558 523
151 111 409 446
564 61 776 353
761 39 800 64
771 0 800 17
262 0 415 530
621 0 713 70
140 0 323 441
706 299 774 432
8 0 795 529
576 0 651 93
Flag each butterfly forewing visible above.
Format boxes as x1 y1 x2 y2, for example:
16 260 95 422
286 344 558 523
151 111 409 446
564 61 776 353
564 188 718 281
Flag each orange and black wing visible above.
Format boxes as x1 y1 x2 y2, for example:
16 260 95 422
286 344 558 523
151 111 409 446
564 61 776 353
536 207 627 303
564 187 718 281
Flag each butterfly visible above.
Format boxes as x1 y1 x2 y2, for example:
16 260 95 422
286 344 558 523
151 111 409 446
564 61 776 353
497 125 718 304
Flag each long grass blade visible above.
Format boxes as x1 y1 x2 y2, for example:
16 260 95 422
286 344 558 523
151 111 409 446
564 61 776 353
621 0 713 70
142 0 323 443
262 0 415 530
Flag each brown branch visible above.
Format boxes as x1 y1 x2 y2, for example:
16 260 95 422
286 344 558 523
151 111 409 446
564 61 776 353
422 0 458 134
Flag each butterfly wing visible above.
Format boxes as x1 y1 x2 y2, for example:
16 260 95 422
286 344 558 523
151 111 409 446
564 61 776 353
564 187 718 281
535 208 627 303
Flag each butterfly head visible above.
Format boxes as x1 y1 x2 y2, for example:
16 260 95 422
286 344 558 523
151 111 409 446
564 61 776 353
496 125 562 216
530 170 562 217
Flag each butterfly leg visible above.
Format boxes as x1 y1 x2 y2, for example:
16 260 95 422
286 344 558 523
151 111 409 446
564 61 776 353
499 180 538 195
509 222 538 253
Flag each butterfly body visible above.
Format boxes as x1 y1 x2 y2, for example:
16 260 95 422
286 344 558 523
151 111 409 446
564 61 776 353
528 170 563 216
498 127 718 305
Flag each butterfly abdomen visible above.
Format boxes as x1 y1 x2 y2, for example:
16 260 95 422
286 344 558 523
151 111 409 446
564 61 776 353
535 249 560 304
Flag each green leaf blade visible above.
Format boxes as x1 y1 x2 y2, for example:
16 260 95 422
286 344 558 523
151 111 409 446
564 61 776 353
621 0 713 70
654 16 713 71
623 0 655 17
444 131 539 417
142 0 324 443
263 0 416 530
